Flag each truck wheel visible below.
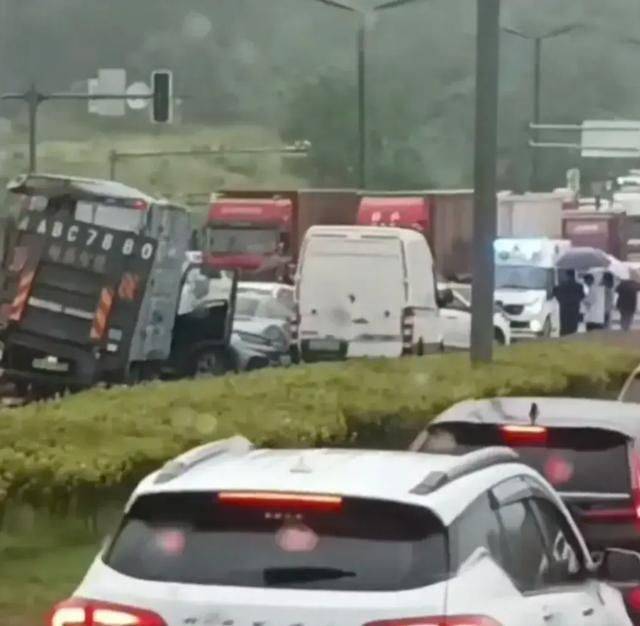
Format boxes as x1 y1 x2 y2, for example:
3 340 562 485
193 349 230 378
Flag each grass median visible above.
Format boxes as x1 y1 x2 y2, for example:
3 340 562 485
1 340 639 625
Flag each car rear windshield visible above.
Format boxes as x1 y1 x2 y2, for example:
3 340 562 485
104 492 448 591
423 423 631 494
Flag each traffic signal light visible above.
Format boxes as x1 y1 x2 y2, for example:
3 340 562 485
151 70 173 123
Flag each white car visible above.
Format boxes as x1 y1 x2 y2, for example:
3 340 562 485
50 437 632 626
439 283 511 349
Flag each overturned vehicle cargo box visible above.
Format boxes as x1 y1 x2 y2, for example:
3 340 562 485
0 174 204 390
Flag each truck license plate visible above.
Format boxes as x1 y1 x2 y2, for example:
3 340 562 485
32 357 69 372
308 339 341 351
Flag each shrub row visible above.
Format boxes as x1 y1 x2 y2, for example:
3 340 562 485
0 341 637 508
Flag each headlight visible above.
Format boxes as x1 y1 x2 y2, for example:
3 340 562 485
263 326 287 351
524 301 543 314
530 319 543 333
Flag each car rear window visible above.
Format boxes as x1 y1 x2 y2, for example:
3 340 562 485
105 492 448 591
423 423 631 494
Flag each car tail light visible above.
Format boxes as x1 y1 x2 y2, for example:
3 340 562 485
500 424 548 446
625 586 640 616
364 616 502 626
402 307 415 355
49 598 166 626
218 491 343 511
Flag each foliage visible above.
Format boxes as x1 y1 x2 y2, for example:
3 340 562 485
0 342 637 509
2 1 640 191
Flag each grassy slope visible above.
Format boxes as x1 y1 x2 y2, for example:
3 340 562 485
0 113 308 220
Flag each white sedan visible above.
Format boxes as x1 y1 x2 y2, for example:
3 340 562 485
439 282 511 350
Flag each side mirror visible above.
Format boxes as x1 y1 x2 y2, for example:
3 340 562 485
597 548 640 582
437 288 454 308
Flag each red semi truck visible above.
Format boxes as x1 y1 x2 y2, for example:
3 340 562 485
204 190 360 280
356 191 474 280
562 210 628 260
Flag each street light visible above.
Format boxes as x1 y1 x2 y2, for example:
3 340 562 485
502 23 583 190
311 0 428 188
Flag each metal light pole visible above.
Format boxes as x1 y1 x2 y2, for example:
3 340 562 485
470 0 500 364
502 24 582 191
310 0 428 188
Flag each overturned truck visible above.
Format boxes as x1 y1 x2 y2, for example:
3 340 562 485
0 174 236 392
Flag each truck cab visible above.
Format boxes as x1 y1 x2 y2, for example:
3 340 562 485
204 196 293 280
494 238 571 340
0 174 235 392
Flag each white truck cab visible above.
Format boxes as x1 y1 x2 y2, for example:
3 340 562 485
494 238 571 340
295 226 443 361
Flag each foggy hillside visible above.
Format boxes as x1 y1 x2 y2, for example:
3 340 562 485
1 0 640 191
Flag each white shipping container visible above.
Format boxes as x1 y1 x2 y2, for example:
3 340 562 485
498 192 564 239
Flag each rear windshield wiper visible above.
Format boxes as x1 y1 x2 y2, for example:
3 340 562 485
263 566 356 586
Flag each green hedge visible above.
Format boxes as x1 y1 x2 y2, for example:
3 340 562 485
0 341 637 508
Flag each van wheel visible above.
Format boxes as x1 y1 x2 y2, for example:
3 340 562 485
494 329 505 346
416 338 425 356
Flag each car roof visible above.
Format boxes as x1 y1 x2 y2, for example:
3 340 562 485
133 446 531 525
431 397 640 439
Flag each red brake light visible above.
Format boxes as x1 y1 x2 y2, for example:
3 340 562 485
364 616 503 626
500 424 548 446
626 586 640 613
218 491 343 511
49 598 166 626
131 199 148 211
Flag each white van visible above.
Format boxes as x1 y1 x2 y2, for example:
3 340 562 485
294 226 443 360
494 238 571 339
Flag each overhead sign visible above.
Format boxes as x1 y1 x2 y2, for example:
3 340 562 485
91 69 127 117
581 120 640 158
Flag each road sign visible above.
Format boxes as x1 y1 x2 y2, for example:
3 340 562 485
92 69 127 116
581 120 640 158
126 82 151 110
151 70 173 124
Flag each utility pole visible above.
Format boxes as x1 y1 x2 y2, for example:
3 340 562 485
532 38 542 192
357 14 367 190
309 0 427 188
502 24 582 191
470 0 500 364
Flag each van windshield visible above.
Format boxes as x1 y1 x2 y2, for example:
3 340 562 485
105 492 448 591
207 227 280 255
495 265 552 291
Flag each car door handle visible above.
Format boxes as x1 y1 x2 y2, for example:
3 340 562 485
541 606 554 622
582 608 595 617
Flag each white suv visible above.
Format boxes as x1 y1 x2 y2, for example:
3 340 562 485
50 438 632 626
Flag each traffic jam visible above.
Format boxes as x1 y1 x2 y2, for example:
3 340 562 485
5 173 640 625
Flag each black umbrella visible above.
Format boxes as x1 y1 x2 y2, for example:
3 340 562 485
556 247 612 271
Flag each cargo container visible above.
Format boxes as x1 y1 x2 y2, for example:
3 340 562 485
614 190 640 262
356 190 474 280
204 189 359 280
497 192 564 239
562 211 628 260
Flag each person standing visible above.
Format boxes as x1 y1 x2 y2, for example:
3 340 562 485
616 279 638 331
603 272 615 329
583 273 606 331
552 269 585 336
